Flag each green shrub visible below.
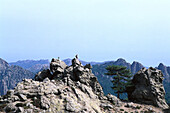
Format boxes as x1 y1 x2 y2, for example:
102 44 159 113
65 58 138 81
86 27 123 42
120 108 124 111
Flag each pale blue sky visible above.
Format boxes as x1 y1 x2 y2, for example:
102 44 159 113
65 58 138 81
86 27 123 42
0 0 170 66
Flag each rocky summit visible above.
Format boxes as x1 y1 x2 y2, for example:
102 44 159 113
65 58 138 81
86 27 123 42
127 67 169 109
0 57 165 113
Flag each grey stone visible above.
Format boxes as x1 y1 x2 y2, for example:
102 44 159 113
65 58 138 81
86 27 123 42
50 58 67 74
26 102 34 109
2 56 158 112
18 94 27 101
65 102 76 112
127 67 169 109
125 102 134 108
84 64 92 69
0 99 5 104
100 103 113 109
106 93 122 106
5 103 17 112
148 107 153 111
40 96 50 109
17 107 24 112
72 57 82 66
43 77 50 82
25 109 33 113
77 66 84 72
35 69 52 81
6 89 14 96
12 95 20 101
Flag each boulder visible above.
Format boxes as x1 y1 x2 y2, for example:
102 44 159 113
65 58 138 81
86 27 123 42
84 63 92 69
127 67 169 109
40 96 50 109
5 103 17 112
18 94 27 101
50 58 67 74
72 57 82 67
34 69 52 81
17 107 24 112
106 93 122 106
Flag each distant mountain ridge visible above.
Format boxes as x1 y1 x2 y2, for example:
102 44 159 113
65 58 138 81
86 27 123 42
9 58 170 79
9 59 103 73
9 59 50 73
156 63 170 104
157 63 170 83
91 58 144 97
4 57 170 103
10 59 49 68
0 58 34 95
8 58 170 85
63 58 104 66
0 57 165 113
8 58 170 84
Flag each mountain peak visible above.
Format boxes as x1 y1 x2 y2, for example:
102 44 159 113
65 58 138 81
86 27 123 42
158 63 166 68
0 57 165 112
131 61 144 74
132 61 139 64
116 58 126 63
0 58 9 69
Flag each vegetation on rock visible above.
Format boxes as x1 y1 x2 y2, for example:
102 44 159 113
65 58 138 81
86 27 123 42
0 57 165 113
105 65 133 99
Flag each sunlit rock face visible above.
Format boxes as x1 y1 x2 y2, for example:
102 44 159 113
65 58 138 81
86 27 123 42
0 56 121 113
0 56 167 113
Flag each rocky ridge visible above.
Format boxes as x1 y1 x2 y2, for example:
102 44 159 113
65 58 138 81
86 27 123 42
157 63 170 83
7 58 170 104
9 59 49 73
0 58 34 95
0 57 165 113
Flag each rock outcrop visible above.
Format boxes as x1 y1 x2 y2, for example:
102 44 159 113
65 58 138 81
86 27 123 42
0 57 166 113
127 67 169 109
0 57 121 113
8 58 170 104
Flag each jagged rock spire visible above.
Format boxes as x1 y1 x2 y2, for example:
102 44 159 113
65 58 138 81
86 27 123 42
127 67 169 109
0 56 166 113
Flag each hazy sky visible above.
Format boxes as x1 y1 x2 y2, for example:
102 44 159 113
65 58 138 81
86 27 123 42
0 0 170 66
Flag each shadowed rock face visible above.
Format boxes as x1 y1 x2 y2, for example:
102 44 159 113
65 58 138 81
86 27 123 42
50 58 67 74
127 67 169 109
0 58 34 95
0 57 123 113
0 57 167 113
157 63 170 83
